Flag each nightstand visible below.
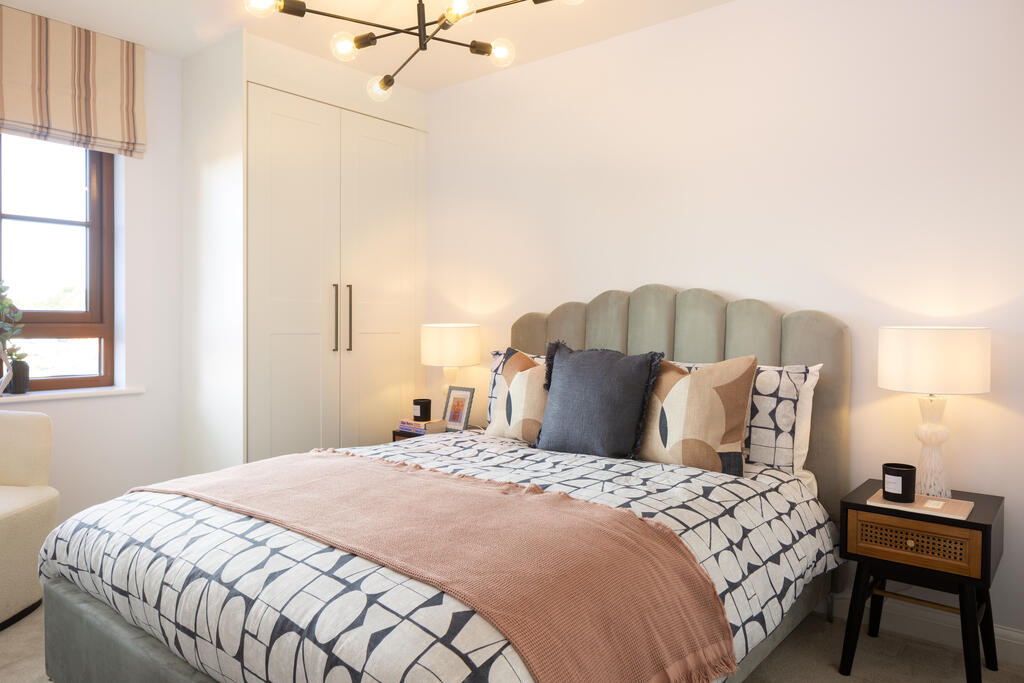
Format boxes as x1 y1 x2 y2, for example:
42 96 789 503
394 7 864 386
392 430 420 442
839 479 1004 683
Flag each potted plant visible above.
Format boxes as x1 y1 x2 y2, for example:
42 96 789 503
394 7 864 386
0 281 28 394
4 343 28 394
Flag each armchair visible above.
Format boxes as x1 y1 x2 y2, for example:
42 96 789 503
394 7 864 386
0 410 59 628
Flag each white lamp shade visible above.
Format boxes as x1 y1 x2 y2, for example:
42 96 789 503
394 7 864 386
421 324 481 368
878 327 991 395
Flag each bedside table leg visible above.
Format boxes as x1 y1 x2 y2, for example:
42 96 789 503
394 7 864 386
867 578 886 637
958 584 982 683
839 562 871 676
979 586 998 671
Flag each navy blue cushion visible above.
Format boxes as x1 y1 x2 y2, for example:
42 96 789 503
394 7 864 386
537 342 663 459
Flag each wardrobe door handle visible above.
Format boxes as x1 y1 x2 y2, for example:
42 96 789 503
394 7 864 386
347 284 353 351
332 284 339 352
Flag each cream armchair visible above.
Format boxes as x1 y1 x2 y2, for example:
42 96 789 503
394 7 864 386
0 410 59 627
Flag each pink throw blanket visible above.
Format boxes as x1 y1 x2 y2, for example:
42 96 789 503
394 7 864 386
134 451 736 683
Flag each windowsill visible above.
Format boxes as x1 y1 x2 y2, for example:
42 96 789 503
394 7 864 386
0 385 144 404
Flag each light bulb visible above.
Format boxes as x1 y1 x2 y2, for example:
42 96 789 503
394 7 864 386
243 0 278 17
330 31 356 62
444 0 475 24
489 39 515 68
367 75 394 102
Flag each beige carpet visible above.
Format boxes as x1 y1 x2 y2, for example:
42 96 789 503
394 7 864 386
746 613 1024 683
1 604 1023 682
0 606 47 683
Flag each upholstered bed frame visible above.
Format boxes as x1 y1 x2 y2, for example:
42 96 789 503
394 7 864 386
511 284 851 521
44 283 850 683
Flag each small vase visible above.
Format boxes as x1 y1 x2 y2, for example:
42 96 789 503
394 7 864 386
9 360 29 394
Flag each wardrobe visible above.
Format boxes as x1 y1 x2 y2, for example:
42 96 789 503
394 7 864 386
181 33 426 474
246 84 418 461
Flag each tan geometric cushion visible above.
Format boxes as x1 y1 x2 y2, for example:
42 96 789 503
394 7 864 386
487 348 546 425
638 355 757 476
485 350 547 444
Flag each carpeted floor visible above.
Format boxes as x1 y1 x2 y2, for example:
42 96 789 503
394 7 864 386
746 613 1024 683
0 605 47 683
1 604 1022 682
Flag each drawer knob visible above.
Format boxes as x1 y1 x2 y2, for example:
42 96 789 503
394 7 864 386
906 539 916 549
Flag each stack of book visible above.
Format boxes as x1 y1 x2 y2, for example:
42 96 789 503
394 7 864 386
397 418 445 435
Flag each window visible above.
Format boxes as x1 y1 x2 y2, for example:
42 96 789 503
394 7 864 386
0 134 114 390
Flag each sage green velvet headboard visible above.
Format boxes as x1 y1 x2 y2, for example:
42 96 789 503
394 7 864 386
510 284 851 521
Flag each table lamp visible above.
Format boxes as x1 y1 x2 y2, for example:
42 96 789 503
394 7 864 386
421 323 481 392
877 326 991 498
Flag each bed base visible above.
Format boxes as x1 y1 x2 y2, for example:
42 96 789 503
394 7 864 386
728 572 829 681
43 578 214 683
43 573 829 683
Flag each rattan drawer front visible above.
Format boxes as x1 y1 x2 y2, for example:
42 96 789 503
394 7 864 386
847 510 982 578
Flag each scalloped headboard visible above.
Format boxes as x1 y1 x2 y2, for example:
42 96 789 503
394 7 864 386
511 284 851 520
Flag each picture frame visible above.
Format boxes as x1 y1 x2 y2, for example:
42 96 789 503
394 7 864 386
443 385 475 432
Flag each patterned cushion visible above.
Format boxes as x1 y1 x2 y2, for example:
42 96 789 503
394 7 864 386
678 362 822 474
746 364 821 473
484 350 547 444
638 356 757 476
487 348 545 425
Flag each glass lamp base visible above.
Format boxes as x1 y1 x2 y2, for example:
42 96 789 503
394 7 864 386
916 449 951 498
915 396 951 498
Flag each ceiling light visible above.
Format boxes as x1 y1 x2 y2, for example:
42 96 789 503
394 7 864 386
243 0 278 18
246 0 582 101
444 0 476 26
489 38 515 68
330 31 356 62
367 75 395 102
354 33 378 50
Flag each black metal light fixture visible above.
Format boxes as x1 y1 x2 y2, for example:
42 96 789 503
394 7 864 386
244 0 583 101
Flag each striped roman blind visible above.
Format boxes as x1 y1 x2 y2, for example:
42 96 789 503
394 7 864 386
0 4 146 157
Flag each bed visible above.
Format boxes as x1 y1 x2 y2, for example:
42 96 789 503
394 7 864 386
39 284 851 683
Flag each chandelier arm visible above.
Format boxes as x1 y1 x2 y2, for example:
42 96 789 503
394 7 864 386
391 21 446 79
372 30 473 49
306 6 472 49
474 0 531 16
389 46 424 80
393 0 530 36
304 8 420 37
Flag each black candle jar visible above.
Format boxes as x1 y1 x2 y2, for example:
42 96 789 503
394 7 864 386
413 398 432 421
882 463 916 503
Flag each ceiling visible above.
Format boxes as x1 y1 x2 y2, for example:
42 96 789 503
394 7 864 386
6 0 732 91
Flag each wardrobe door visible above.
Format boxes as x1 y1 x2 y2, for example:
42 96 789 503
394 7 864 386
339 111 417 446
247 84 342 461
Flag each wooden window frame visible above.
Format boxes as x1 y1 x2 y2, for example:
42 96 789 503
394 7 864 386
0 145 114 390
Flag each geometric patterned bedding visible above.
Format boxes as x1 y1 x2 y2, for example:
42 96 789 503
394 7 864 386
39 431 839 683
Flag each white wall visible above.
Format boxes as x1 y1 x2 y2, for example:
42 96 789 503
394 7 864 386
179 32 247 475
424 0 1024 634
10 52 184 521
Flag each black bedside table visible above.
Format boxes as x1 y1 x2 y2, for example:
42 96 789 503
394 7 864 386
839 479 1004 683
392 430 420 442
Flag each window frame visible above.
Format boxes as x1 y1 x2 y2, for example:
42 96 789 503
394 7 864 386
0 141 115 390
